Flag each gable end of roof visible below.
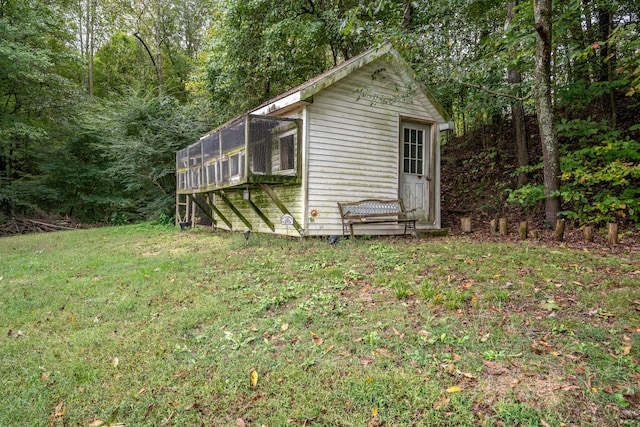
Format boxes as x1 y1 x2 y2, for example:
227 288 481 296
251 43 450 122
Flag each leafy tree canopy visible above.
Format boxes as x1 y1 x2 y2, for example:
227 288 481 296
0 0 638 228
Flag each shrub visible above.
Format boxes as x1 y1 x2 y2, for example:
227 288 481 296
505 183 546 211
556 119 640 226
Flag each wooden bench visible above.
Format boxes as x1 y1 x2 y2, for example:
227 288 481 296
337 199 417 238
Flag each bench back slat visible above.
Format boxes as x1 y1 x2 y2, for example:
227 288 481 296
338 199 407 219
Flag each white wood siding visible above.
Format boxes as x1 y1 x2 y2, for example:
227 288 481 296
211 185 304 236
304 59 441 236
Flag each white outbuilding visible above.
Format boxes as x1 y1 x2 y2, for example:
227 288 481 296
176 43 452 237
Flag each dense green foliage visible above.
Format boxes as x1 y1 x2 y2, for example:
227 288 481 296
557 119 640 225
100 94 207 222
0 0 638 226
508 120 640 226
0 0 82 221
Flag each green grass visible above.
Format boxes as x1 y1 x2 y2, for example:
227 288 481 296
1 224 639 426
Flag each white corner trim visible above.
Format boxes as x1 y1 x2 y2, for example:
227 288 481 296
252 92 302 116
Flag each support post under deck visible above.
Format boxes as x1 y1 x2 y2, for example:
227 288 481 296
246 199 275 231
259 183 303 234
187 193 217 226
203 194 232 229
217 191 253 230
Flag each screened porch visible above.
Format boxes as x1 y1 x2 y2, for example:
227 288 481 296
176 114 301 194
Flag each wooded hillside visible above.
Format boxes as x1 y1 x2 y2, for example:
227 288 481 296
1 0 638 233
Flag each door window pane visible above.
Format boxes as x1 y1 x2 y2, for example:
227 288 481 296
403 126 426 175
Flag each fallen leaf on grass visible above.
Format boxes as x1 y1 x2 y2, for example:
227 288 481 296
250 368 258 388
376 348 391 356
483 359 507 375
309 331 324 344
482 360 497 369
540 418 552 427
185 402 200 411
89 420 104 427
49 400 64 423
280 323 289 331
112 357 119 368
143 403 154 418
7 329 24 338
236 418 246 427
446 385 463 393
173 370 189 378
531 340 555 354
623 391 640 406
565 353 582 361
457 369 475 379
433 395 450 410
620 409 640 420
554 384 581 391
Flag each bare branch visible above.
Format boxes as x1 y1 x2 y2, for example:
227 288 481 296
132 32 159 80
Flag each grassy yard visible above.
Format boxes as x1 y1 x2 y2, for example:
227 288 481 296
1 224 639 426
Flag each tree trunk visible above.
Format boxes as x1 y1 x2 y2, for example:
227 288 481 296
534 0 561 229
154 0 163 95
402 0 412 31
598 7 616 127
507 1 529 187
509 92 528 185
88 0 95 96
512 102 528 187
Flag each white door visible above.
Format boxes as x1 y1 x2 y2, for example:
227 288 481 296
400 121 431 221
